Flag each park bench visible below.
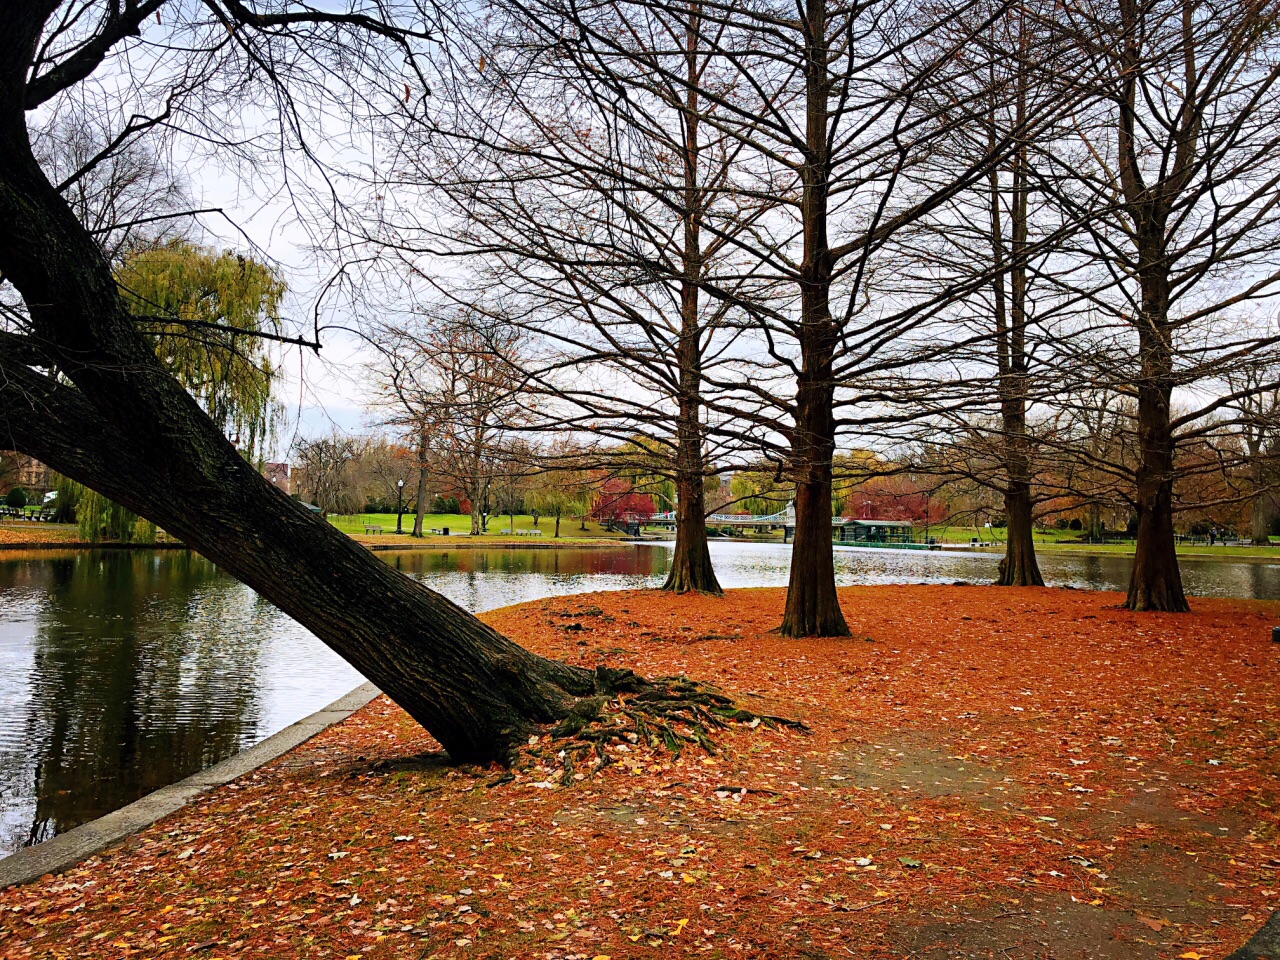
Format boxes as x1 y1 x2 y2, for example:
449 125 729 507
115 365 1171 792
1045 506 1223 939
363 524 383 535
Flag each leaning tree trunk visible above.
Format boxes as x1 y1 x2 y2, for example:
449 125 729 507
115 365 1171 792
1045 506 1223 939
0 94 599 764
1126 325 1189 612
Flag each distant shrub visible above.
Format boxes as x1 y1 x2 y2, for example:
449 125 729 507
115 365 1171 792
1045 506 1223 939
1068 517 1083 531
5 487 27 509
1054 518 1069 530
431 495 461 514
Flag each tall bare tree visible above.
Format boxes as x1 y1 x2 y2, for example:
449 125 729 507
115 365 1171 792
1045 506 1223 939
368 0 787 593
371 312 531 535
1048 0 1280 610
1225 362 1280 546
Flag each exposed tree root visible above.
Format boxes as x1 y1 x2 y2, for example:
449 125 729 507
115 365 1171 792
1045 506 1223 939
522 667 808 786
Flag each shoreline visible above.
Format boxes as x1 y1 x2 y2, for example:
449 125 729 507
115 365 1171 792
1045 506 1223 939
0 537 645 555
6 534 1280 562
0 683 380 888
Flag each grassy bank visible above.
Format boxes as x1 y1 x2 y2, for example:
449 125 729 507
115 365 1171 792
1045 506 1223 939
3 585 1275 958
327 512 631 542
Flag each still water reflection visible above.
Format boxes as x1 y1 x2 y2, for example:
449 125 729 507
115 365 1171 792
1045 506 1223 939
1 541 1277 855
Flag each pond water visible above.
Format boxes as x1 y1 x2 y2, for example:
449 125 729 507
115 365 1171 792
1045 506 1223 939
1 540 1277 856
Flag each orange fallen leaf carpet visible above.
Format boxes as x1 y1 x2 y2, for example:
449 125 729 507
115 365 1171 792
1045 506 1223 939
1 585 1277 959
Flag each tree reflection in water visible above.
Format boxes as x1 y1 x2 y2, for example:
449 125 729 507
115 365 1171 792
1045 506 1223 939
1 551 265 851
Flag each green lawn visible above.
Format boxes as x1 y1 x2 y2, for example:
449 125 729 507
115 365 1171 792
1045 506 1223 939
326 512 627 540
924 526 1093 545
925 527 1277 560
1029 541 1279 559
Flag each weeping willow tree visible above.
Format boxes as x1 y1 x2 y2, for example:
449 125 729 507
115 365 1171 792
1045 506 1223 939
118 240 286 456
77 486 157 543
62 242 287 542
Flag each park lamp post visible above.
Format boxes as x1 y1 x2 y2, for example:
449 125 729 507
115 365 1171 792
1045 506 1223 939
396 479 405 535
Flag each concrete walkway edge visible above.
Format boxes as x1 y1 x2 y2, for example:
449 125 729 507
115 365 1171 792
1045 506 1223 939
0 682 380 889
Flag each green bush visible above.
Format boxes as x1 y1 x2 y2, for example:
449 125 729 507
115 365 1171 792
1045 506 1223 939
5 487 27 509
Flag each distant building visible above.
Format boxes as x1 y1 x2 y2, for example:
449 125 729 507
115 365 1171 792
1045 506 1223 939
1 453 52 497
706 474 734 513
262 462 292 496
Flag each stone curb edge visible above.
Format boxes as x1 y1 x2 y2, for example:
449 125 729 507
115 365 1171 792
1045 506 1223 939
0 682 380 889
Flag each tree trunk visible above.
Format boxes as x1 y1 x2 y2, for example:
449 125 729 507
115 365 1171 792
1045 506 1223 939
998 480 1043 586
1126 330 1189 612
0 78 598 764
554 510 562 538
1088 502 1103 541
781 435 847 636
777 0 847 638
411 451 429 537
1115 6 1189 613
664 470 720 594
1251 457 1271 546
660 4 721 597
990 55 1042 590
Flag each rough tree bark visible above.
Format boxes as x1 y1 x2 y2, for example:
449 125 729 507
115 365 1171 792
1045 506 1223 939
1127 325 1189 611
1251 455 1271 547
665 463 720 594
778 0 849 637
661 206 720 594
1121 218 1188 610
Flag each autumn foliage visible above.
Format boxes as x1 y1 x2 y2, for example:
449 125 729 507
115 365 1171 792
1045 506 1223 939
1 586 1276 958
